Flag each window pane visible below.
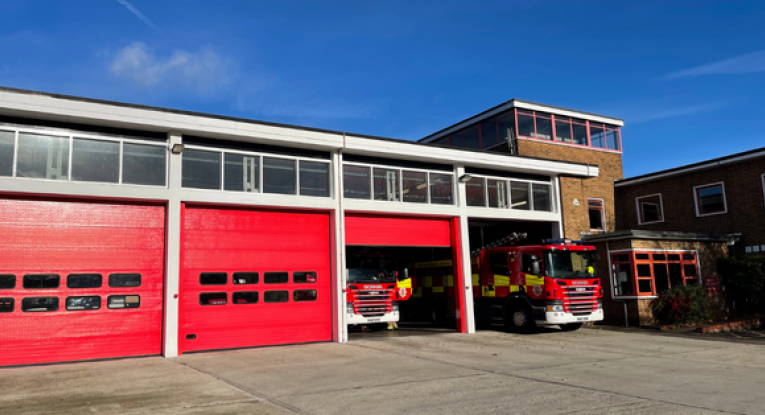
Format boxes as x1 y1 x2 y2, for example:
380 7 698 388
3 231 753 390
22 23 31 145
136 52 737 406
122 143 166 186
480 119 498 147
532 183 552 212
640 196 662 223
487 179 507 208
497 114 516 141
572 123 588 145
450 133 464 148
109 274 141 287
637 264 651 277
199 293 226 306
0 274 16 289
200 272 227 285
614 263 634 295
510 181 530 210
463 128 480 149
300 161 330 197
67 274 102 288
697 185 724 214
16 133 69 180
232 272 259 284
635 253 649 260
264 272 289 284
224 154 259 192
614 254 629 262
669 263 683 288
589 204 603 230
402 170 427 203
637 279 652 294
489 253 508 275
429 173 453 205
517 113 535 137
107 295 140 309
652 254 666 261
71 138 119 183
183 149 221 189
66 296 101 311
554 120 572 143
465 177 486 207
264 291 289 303
535 116 552 140
0 130 14 177
684 264 697 277
233 291 259 304
589 123 605 148
667 254 681 261
605 129 620 150
0 297 13 313
263 157 296 194
654 263 669 293
22 297 59 312
344 165 371 199
294 271 317 283
293 289 317 302
373 168 400 201
23 274 60 289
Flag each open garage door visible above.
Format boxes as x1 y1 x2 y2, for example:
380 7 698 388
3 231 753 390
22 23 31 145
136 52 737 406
0 198 165 366
345 213 451 247
180 206 332 353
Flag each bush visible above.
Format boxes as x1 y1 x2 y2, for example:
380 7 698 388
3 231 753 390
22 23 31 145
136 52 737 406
649 285 711 326
717 256 765 316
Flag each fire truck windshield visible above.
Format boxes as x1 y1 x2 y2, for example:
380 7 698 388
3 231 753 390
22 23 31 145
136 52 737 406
543 250 597 279
347 268 397 283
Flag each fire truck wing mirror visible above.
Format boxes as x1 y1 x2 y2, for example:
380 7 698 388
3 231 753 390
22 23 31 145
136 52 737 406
403 268 409 279
530 255 541 276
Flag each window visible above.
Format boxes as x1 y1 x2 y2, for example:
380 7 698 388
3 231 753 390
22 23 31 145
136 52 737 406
233 292 258 304
232 272 259 285
463 128 480 149
0 274 15 289
517 111 535 137
199 293 226 305
487 179 507 208
510 181 530 210
535 114 553 140
71 138 120 183
200 272 227 285
183 149 221 190
293 289 317 302
109 274 141 288
373 168 400 201
22 297 59 312
429 173 453 205
489 253 509 275
589 123 605 148
122 143 166 186
263 157 296 194
612 254 634 296
23 274 60 289
402 170 428 203
497 114 516 142
480 119 498 147
0 130 14 177
224 154 260 192
605 128 620 150
293 272 317 283
108 295 141 309
532 183 552 212
588 199 605 231
65 296 101 311
465 177 486 207
67 274 102 289
521 254 536 274
299 161 330 197
264 291 289 303
572 119 588 145
694 182 726 216
614 251 699 297
637 194 664 225
16 133 69 180
344 165 371 199
0 297 13 313
264 272 289 284
554 116 573 143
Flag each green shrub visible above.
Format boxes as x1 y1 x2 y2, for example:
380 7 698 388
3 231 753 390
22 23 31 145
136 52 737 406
717 256 765 316
649 285 711 326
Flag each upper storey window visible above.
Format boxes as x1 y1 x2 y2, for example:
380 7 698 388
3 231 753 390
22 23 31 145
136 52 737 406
694 182 727 216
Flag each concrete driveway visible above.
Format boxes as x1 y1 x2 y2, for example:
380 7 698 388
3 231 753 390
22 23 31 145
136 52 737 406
2 327 764 414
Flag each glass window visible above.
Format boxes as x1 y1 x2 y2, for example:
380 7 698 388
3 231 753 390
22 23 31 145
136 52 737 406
263 157 296 194
465 177 486 207
433 137 449 145
605 128 620 150
293 271 317 283
224 154 260 192
344 165 371 199
67 274 102 289
480 119 498 147
264 291 289 303
0 130 14 177
637 279 652 294
233 291 258 304
589 122 605 148
16 133 69 180
614 254 629 262
300 161 329 197
183 149 221 189
23 274 60 289
572 120 588 145
109 274 141 288
107 295 140 309
535 114 553 140
0 274 16 289
684 264 697 277
122 143 166 186
429 173 453 205
22 297 59 312
532 183 552 212
200 272 227 285
373 168 400 201
517 112 535 137
293 289 317 302
614 263 634 295
637 264 651 277
554 119 572 143
652 254 666 261
487 179 507 208
463 128 480 149
696 184 725 214
0 297 13 313
682 254 695 260
510 181 530 210
489 253 509 275
635 253 650 260
497 113 516 142
264 272 289 284
588 199 604 230
402 170 428 203
199 293 226 306
71 138 119 183
638 195 663 224
667 254 681 261
232 272 259 284
66 296 101 311
449 133 464 148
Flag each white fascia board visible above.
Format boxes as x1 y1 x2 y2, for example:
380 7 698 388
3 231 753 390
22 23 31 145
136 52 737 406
178 189 337 211
344 135 597 178
0 90 344 151
342 200 462 217
0 177 172 201
464 208 560 221
513 100 624 126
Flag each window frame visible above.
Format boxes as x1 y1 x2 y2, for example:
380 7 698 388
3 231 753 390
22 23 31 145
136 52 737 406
342 161 455 206
510 108 622 153
636 193 665 225
693 182 727 217
460 172 555 212
610 249 700 298
587 198 606 232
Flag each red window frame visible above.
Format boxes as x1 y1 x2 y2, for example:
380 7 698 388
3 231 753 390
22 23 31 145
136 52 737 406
693 182 727 217
611 251 699 297
587 198 605 231
636 193 664 225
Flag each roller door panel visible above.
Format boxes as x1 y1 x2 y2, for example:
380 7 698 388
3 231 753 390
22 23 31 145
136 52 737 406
345 213 451 247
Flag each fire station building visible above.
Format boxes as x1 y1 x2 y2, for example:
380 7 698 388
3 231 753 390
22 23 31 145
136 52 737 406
0 87 621 366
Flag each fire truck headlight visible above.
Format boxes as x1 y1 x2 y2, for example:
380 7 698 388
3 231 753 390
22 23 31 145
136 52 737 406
392 302 399 311
546 305 564 312
346 303 354 313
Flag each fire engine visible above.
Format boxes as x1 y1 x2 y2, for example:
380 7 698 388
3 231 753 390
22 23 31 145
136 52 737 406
345 258 412 326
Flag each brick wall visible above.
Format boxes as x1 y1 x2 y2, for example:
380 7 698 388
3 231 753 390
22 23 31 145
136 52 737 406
515 139 623 240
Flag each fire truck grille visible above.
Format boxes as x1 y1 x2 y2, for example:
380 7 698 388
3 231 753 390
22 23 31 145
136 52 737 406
350 287 395 317
562 285 598 313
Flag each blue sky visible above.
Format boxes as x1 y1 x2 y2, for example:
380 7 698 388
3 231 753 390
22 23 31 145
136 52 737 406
0 1 763 177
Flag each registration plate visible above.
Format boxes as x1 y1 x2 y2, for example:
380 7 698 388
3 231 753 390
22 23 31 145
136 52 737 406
367 318 381 322
576 317 589 321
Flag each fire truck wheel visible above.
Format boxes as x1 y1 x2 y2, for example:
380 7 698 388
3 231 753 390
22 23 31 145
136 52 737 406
505 303 536 333
559 323 583 331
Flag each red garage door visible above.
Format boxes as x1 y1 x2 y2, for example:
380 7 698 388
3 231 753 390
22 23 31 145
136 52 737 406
345 213 451 247
180 206 332 353
0 198 165 366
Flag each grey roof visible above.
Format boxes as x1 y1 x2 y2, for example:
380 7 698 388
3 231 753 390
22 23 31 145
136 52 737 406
583 229 737 243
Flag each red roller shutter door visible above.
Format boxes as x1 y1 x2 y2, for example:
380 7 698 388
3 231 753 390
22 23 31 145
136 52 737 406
180 206 332 353
0 198 165 366
345 213 451 247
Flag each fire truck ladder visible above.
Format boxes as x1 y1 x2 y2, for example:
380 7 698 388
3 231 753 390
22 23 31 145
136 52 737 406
470 232 527 257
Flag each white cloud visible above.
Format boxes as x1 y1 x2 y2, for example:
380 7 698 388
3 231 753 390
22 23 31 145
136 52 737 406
627 102 726 124
116 0 160 32
664 49 765 79
110 42 234 94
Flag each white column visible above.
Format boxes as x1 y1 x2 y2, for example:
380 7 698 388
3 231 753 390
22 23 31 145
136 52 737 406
163 132 183 358
332 150 348 343
455 165 476 334
553 176 564 239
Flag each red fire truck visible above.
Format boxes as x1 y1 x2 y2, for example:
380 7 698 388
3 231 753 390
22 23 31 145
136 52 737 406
345 258 411 326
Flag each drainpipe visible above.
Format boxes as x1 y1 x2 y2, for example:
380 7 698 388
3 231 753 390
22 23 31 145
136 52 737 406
606 241 629 327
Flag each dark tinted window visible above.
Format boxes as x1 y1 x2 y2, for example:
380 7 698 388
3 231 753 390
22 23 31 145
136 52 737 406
182 149 221 190
652 254 666 261
66 296 101 310
71 138 120 183
489 253 508 275
23 274 60 289
697 184 725 214
614 254 629 262
667 254 681 261
293 272 317 283
0 297 13 312
293 290 317 302
638 279 652 293
122 143 167 186
264 291 289 303
233 272 259 284
0 130 13 177
233 292 259 304
107 295 141 309
635 254 649 260
199 292 227 305
264 272 288 284
299 161 330 197
22 297 59 312
263 157 296 195
637 264 651 277
109 274 142 287
200 272 227 285
684 264 698 277
0 274 15 289
683 254 695 260
67 274 102 288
